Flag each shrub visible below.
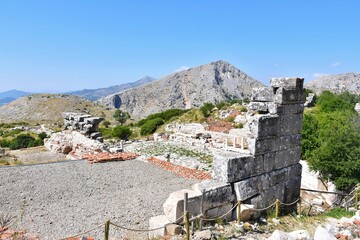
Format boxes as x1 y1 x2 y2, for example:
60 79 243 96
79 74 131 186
111 126 132 140
9 134 36 150
137 109 186 127
113 110 130 125
38 132 48 140
140 118 164 136
200 103 215 117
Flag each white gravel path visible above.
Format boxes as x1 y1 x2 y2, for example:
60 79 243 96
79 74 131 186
0 159 198 240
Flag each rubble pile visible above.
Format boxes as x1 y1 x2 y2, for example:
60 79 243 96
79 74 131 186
83 152 139 164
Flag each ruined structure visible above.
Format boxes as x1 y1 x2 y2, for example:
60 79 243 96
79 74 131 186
45 113 106 158
355 103 360 115
63 112 104 142
150 78 304 237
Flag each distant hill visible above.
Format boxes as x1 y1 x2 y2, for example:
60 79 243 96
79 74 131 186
0 94 114 124
0 89 31 105
98 60 264 118
305 72 360 94
67 76 156 100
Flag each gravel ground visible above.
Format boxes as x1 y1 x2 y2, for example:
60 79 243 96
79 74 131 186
0 159 198 240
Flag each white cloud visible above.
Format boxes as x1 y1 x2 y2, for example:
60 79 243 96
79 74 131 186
174 66 190 72
331 62 340 67
312 73 329 78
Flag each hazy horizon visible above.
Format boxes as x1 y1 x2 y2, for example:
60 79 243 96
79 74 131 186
1 1 359 92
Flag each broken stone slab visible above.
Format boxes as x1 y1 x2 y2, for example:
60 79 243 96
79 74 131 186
212 154 264 183
163 189 202 222
148 215 170 239
251 87 274 102
267 230 295 240
194 230 212 240
270 77 304 90
289 229 311 240
74 114 92 122
274 87 304 105
313 226 337 240
248 102 277 114
204 203 234 221
165 224 183 236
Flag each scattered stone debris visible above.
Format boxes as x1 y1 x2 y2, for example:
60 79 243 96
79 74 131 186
304 93 316 107
83 152 138 164
147 157 211 180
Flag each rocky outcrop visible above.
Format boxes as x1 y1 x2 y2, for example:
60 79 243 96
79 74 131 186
305 72 360 94
355 103 360 114
98 60 264 118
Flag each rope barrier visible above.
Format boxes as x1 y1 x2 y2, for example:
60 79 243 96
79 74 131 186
196 202 239 222
279 198 300 206
110 215 184 233
58 223 103 240
242 200 277 212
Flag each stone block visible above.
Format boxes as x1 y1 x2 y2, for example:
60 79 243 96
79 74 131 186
278 114 303 135
285 163 302 179
234 178 261 200
204 203 234 221
251 87 274 102
192 180 235 209
148 215 170 238
274 147 301 168
274 87 304 105
212 154 263 183
262 152 276 173
284 177 301 204
249 115 279 139
248 137 275 155
274 134 302 151
276 104 304 115
270 77 304 90
163 189 202 222
248 102 277 114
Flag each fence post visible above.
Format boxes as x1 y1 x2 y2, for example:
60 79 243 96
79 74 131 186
356 191 359 210
184 193 190 240
237 200 241 224
298 198 302 216
104 220 110 240
275 199 279 219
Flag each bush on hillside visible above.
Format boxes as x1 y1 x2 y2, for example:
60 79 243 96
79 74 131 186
140 118 164 136
200 102 215 117
137 109 186 127
111 125 132 140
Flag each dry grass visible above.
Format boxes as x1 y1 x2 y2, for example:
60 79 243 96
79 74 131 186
10 146 67 164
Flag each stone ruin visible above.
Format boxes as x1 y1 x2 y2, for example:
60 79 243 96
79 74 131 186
150 78 304 237
355 103 360 115
45 113 106 158
63 112 104 142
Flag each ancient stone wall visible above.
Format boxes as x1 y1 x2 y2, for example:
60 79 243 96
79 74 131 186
150 78 304 235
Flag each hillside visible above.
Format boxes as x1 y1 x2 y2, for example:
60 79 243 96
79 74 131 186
0 94 114 124
0 89 31 105
98 60 264 118
68 76 156 100
305 72 360 94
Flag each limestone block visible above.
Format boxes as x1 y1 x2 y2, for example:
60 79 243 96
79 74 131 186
267 230 295 240
204 203 234 221
248 102 277 114
192 180 235 209
237 204 256 221
212 154 263 183
278 114 303 135
274 134 302 151
163 189 202 222
274 147 301 168
249 115 279 139
270 77 304 90
285 163 302 179
247 137 275 155
274 87 304 105
74 114 91 122
251 87 274 102
284 177 301 204
234 178 262 200
148 215 170 239
262 152 276 173
276 104 304 115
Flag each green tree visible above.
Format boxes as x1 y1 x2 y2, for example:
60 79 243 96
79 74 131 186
111 126 132 140
200 102 215 117
113 110 130 125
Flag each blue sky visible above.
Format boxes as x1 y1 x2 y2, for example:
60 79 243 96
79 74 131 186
0 0 359 93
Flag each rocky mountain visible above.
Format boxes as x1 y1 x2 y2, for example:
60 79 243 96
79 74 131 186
0 89 31 105
98 60 264 118
0 94 114 124
305 72 360 94
67 76 156 100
